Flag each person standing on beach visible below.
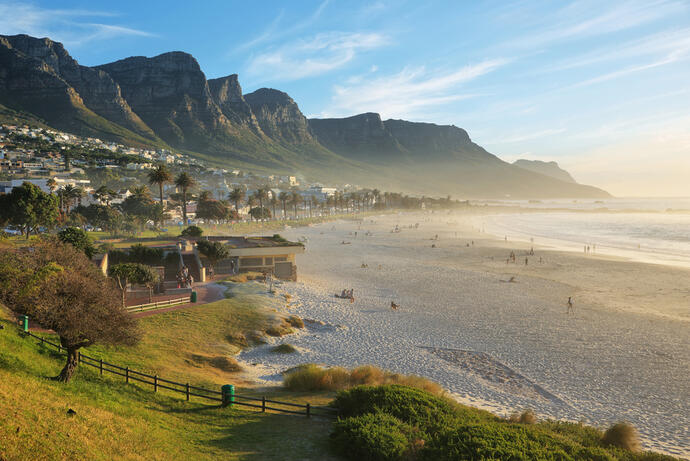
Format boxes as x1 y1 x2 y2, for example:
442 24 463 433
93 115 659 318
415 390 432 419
567 297 574 314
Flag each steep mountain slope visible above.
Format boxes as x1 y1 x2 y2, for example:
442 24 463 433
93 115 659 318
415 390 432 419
207 74 263 135
0 35 163 147
513 159 577 183
0 33 610 198
309 113 609 198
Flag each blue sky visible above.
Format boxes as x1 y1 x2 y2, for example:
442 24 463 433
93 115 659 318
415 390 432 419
2 0 690 196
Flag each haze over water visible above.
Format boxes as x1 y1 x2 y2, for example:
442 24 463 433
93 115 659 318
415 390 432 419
477 198 690 268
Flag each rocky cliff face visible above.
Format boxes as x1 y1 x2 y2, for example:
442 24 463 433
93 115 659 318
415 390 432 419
96 52 231 149
309 113 401 159
2 34 156 140
208 74 263 134
513 159 577 183
244 88 314 145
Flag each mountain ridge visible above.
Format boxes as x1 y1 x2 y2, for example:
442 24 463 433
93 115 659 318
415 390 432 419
0 33 610 198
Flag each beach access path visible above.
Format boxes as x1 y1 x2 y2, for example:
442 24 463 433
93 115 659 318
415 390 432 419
130 282 226 319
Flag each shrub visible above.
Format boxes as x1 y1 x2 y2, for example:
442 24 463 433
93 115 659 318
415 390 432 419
180 225 203 238
283 364 350 391
272 234 288 243
331 412 419 461
272 343 297 354
333 385 460 430
286 315 304 328
264 322 293 337
602 422 641 452
509 409 538 424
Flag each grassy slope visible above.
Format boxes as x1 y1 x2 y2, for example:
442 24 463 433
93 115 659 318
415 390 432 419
0 296 338 460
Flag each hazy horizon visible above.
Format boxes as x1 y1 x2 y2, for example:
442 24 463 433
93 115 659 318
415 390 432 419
1 0 689 196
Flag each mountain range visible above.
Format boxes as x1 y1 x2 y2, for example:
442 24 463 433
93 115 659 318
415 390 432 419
0 34 609 198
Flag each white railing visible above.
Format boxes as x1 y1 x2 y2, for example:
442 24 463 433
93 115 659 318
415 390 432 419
126 296 190 312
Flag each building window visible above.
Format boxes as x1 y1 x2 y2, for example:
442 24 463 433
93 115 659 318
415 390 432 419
264 257 273 266
275 256 287 262
241 257 262 266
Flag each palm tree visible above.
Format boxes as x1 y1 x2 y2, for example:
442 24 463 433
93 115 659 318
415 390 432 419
147 164 172 204
269 194 279 221
228 187 245 214
61 184 83 213
47 178 57 194
252 186 269 222
278 191 289 220
93 185 115 206
290 191 302 218
174 172 195 224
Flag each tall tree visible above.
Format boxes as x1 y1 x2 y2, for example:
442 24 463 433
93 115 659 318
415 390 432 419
196 240 229 275
253 187 269 222
0 242 140 382
228 187 245 214
58 227 95 258
174 172 195 224
147 164 172 204
278 191 289 219
0 182 59 238
290 191 302 218
109 263 160 307
269 194 279 221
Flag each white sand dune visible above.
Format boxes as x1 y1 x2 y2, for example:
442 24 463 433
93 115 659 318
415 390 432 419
237 211 689 457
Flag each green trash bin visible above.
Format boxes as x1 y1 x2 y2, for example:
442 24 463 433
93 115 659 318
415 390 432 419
221 384 235 407
190 291 197 303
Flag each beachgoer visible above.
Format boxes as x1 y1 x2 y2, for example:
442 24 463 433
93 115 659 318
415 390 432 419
567 297 574 314
390 301 399 310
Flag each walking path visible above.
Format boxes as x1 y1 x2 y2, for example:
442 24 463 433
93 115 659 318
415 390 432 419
131 281 226 319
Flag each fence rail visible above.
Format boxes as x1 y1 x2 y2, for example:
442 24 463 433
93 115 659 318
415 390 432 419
126 296 191 312
22 330 337 419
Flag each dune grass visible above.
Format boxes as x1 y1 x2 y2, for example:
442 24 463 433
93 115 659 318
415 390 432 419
272 343 298 354
283 364 444 395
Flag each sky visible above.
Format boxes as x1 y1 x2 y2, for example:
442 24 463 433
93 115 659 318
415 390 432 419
1 0 689 197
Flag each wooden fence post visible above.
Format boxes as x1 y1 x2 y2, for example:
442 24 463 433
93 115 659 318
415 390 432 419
99 359 103 375
186 383 190 401
126 367 129 384
306 403 311 418
262 396 266 412
154 375 158 392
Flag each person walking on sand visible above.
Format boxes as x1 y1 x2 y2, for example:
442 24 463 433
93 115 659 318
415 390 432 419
567 297 574 314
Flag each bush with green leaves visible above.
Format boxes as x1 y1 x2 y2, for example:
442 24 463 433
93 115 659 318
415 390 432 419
329 386 681 461
180 225 203 238
57 227 96 258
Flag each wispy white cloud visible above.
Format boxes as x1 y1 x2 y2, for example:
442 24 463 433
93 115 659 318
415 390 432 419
318 59 508 119
245 31 388 81
506 0 686 49
234 0 330 53
0 1 155 45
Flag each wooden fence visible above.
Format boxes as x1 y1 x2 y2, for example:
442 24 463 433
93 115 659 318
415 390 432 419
23 330 337 419
126 296 191 312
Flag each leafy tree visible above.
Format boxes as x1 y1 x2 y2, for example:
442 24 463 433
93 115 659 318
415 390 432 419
147 163 172 204
0 182 59 238
249 206 271 220
72 204 123 234
118 187 155 230
174 172 195 224
180 225 203 238
196 197 229 222
228 187 245 214
252 186 269 221
0 242 140 382
92 185 116 206
58 227 95 258
109 263 160 307
196 240 229 273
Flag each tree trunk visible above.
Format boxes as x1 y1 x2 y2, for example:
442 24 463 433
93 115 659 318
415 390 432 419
56 347 79 382
182 191 187 224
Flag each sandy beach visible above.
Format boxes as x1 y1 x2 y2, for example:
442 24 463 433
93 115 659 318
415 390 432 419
237 211 689 457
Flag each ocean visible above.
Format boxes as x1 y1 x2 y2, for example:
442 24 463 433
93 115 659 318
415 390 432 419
475 198 690 268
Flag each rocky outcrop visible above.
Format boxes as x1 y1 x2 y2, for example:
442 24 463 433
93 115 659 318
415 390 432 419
309 113 401 159
96 52 230 149
244 88 314 145
2 34 156 140
513 159 577 183
208 74 263 134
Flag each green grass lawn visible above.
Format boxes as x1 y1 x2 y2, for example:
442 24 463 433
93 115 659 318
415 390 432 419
0 317 339 460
